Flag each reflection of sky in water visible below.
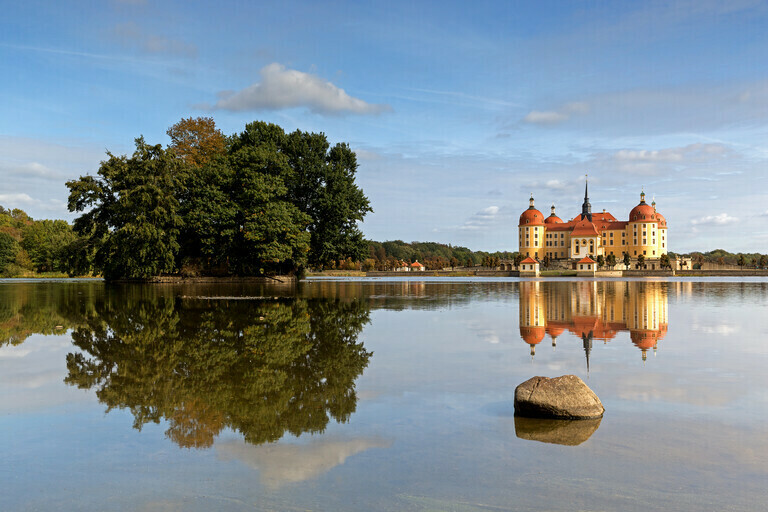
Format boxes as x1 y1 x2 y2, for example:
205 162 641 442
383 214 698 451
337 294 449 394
1 278 768 511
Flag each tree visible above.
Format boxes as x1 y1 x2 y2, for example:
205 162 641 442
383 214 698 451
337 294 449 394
282 129 372 268
596 254 605 269
450 256 459 269
228 123 311 274
513 254 522 268
660 253 670 270
760 255 767 269
67 138 184 280
737 254 745 268
606 254 617 268
0 232 18 275
166 117 226 167
637 254 645 269
623 252 631 268
20 219 78 273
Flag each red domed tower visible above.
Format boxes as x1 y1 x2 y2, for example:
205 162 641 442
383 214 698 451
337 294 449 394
545 204 563 224
518 195 545 259
628 191 668 266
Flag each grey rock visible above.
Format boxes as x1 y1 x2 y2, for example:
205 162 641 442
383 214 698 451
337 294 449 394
514 375 604 419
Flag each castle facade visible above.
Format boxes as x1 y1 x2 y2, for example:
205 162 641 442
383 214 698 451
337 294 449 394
518 181 668 264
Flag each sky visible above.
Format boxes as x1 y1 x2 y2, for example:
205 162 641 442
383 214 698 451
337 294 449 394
1 0 768 253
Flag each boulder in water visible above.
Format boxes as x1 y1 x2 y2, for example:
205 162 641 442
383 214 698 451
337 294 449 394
514 375 604 419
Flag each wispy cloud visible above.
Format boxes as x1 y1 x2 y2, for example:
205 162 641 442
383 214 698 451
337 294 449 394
691 213 739 226
404 87 520 108
110 22 198 58
614 143 730 162
0 193 36 205
2 162 64 181
209 63 392 115
460 205 500 231
523 102 589 125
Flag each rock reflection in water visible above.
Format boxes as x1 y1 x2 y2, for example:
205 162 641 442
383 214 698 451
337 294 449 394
514 416 602 446
61 287 372 449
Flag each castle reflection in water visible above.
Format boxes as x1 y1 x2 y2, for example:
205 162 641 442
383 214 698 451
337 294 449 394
519 281 668 362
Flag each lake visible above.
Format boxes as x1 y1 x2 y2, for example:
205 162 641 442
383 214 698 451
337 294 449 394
1 277 767 511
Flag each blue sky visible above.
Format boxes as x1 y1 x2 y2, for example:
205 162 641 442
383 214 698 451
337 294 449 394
1 0 767 253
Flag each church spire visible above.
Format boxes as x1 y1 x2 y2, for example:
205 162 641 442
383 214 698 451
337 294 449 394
581 174 592 221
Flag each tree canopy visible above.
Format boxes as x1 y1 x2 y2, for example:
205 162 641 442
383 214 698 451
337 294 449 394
66 118 373 280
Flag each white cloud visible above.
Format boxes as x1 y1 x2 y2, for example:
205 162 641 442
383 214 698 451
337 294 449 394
1 161 63 180
111 22 197 58
691 213 739 226
545 179 568 190
522 102 589 125
0 193 35 205
614 143 729 162
523 110 568 124
211 63 392 115
459 205 500 231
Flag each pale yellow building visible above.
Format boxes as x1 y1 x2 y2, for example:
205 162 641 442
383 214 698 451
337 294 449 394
518 181 668 268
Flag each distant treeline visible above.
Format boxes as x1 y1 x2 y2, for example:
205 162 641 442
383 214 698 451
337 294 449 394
0 206 85 277
328 243 768 271
327 240 518 271
683 249 768 268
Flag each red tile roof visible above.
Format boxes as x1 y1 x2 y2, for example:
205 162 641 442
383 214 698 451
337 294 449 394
571 219 600 236
578 256 596 264
520 257 538 264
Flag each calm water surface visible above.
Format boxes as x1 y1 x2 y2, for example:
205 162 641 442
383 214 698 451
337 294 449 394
1 277 767 511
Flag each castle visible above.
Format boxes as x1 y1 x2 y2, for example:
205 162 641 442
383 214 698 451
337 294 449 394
518 180 668 268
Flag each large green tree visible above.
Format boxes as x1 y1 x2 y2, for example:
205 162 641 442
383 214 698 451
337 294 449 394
283 129 372 268
228 122 312 274
66 138 184 280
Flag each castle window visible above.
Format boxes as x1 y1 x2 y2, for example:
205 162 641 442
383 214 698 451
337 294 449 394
634 251 637 255
643 250 647 255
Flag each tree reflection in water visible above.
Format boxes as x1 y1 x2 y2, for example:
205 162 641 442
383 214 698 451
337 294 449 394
63 290 372 449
